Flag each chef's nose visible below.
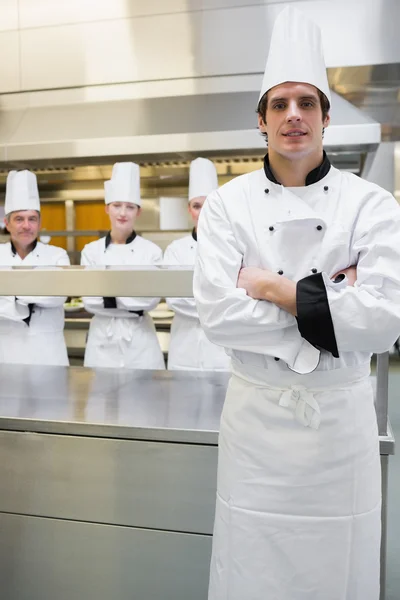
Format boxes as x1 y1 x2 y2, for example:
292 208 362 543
120 204 127 216
286 100 302 122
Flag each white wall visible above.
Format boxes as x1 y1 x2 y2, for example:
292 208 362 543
0 0 398 95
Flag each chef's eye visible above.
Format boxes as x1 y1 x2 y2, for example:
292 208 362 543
302 101 314 108
272 102 285 110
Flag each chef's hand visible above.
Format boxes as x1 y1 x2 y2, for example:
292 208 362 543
332 265 357 287
237 267 297 316
237 267 276 299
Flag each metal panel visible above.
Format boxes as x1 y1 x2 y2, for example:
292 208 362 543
0 0 18 32
0 266 194 297
0 431 218 533
200 1 400 76
0 31 20 93
19 0 198 28
199 4 272 77
21 14 199 91
20 25 86 90
0 513 212 600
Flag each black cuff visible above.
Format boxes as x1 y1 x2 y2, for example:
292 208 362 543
103 297 117 309
22 303 35 327
296 273 339 358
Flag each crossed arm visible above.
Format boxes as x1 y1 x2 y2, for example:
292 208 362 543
237 266 357 315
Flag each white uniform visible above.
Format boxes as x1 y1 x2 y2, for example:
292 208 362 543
0 241 69 366
81 234 165 370
194 165 400 600
164 233 230 371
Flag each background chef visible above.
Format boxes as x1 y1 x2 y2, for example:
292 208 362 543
194 7 400 600
163 157 230 371
81 162 165 370
0 170 70 366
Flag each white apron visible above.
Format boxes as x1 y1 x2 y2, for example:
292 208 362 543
164 235 230 371
209 363 381 600
81 235 165 370
0 241 69 367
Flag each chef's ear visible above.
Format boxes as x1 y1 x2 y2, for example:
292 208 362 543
258 113 267 133
323 113 330 129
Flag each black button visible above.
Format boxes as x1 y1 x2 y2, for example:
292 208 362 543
324 186 329 192
278 270 284 275
311 268 318 274
264 188 270 194
274 357 280 361
269 226 274 231
316 225 323 231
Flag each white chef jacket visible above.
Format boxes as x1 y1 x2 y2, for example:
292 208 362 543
0 240 69 366
164 233 230 371
194 164 400 377
195 160 400 600
81 233 165 369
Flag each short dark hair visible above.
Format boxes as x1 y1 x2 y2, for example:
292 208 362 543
256 88 330 142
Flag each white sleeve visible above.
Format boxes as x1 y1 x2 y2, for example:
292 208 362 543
0 296 29 321
163 243 198 320
80 247 108 315
323 192 400 354
193 191 300 355
17 249 70 308
115 245 162 312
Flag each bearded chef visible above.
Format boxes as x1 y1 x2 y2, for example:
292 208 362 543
163 158 230 371
81 162 165 370
194 7 400 600
0 170 70 366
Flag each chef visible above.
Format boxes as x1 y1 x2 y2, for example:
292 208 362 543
194 7 400 600
0 170 70 366
81 162 165 370
164 157 230 371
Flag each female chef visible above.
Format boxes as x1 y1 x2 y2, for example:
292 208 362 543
194 7 400 600
163 157 230 371
81 162 165 370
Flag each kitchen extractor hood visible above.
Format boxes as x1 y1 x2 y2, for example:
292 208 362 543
0 90 380 168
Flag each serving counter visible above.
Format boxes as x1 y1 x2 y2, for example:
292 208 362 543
0 266 395 599
0 365 394 600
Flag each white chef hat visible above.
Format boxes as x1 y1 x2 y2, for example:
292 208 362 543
5 170 40 215
259 6 331 104
188 158 218 202
104 162 141 206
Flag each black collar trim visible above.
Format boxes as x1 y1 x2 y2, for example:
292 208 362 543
263 151 331 186
11 238 38 257
192 228 197 242
105 230 137 249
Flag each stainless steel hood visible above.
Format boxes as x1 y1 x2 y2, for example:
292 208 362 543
0 89 380 169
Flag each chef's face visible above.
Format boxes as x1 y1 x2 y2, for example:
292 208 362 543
188 196 206 227
5 210 40 248
258 82 330 159
106 202 140 233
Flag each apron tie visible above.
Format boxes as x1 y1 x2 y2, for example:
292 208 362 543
106 318 136 356
279 384 321 430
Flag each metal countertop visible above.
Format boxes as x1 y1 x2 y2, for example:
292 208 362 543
0 365 394 452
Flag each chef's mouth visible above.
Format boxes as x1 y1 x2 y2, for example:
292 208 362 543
282 131 307 137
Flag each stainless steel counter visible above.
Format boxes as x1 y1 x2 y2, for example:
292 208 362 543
0 365 393 451
0 365 228 444
0 365 394 600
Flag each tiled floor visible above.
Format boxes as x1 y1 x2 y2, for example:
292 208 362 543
386 361 400 599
